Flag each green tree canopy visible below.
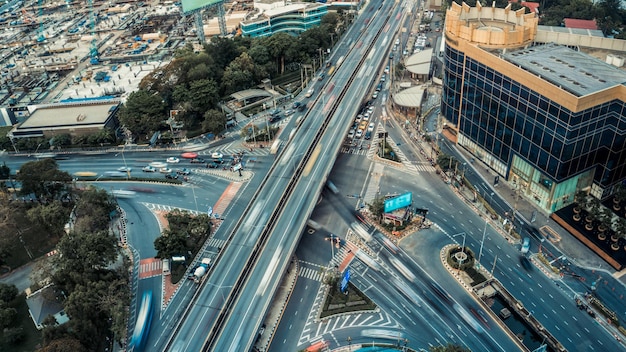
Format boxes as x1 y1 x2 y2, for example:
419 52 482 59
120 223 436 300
118 89 166 136
27 201 71 235
0 283 18 303
17 159 72 201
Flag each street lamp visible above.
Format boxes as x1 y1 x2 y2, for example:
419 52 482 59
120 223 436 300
477 217 488 269
452 232 467 264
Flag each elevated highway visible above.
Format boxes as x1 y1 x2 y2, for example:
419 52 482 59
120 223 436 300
163 1 406 350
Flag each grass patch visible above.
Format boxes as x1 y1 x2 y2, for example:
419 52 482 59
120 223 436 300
0 293 43 351
536 253 560 274
465 266 488 285
377 141 400 162
320 280 376 319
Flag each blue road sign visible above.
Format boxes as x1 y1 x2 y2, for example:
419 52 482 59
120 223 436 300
384 192 412 213
340 268 351 293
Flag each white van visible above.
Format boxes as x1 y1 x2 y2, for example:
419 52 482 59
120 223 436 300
162 258 171 275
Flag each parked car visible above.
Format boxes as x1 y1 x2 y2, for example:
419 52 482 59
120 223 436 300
190 158 206 164
176 168 190 175
165 173 178 179
142 166 156 172
166 157 180 163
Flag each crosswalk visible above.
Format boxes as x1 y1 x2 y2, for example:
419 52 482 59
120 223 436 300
340 145 369 155
299 266 324 282
142 202 202 215
198 143 269 158
138 258 162 279
205 237 226 250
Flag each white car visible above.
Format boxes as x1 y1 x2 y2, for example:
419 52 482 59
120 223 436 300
348 129 356 139
150 161 167 168
166 157 180 163
372 92 378 99
142 166 156 173
363 112 370 121
368 106 375 114
117 167 132 172
367 123 375 132
355 130 363 139
384 66 389 74
159 167 172 174
355 114 363 122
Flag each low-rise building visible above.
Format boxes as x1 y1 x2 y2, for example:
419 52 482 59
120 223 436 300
9 99 120 140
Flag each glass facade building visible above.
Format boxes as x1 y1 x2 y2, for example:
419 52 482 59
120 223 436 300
442 3 626 212
241 4 327 38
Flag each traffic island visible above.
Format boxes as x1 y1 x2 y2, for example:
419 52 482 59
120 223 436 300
440 245 566 352
319 278 376 319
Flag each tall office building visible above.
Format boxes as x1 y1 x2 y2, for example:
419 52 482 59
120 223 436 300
441 2 626 212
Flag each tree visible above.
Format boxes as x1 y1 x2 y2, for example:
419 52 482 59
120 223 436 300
3 326 25 344
430 343 472 352
366 196 385 222
27 201 71 235
188 79 220 113
202 109 227 135
53 230 118 291
154 229 187 259
117 89 166 136
17 159 72 202
0 306 17 328
0 283 18 303
38 337 88 352
221 52 257 95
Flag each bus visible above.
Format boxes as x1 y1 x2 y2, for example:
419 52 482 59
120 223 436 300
130 291 153 351
327 66 336 76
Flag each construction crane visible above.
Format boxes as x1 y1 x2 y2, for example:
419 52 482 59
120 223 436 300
88 0 99 64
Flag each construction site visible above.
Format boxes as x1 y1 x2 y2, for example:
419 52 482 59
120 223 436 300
0 0 251 110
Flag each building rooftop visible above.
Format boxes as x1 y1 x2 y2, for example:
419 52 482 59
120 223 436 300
564 18 598 30
19 101 119 130
502 44 626 97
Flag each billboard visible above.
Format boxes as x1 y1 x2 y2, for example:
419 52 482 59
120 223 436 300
340 268 351 293
181 0 222 14
384 192 412 213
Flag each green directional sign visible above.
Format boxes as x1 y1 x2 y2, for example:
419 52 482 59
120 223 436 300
384 192 412 213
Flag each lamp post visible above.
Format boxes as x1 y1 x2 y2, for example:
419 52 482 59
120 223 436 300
452 232 467 264
477 217 488 269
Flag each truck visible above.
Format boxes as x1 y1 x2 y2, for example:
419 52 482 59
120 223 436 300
189 258 211 283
